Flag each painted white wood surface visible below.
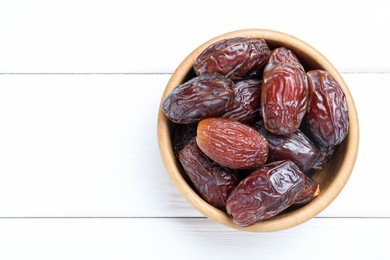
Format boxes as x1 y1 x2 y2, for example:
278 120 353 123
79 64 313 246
0 0 388 259
0 73 386 218
0 0 389 73
0 218 389 260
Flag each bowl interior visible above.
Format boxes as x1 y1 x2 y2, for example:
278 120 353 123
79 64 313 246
157 29 359 232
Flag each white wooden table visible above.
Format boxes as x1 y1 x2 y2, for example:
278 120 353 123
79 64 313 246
0 1 389 259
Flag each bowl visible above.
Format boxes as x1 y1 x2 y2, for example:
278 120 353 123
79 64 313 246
157 29 359 232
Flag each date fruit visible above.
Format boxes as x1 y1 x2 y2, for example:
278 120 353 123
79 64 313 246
226 160 305 226
221 79 262 124
267 47 304 70
294 175 320 206
162 73 234 124
311 145 337 170
254 120 320 172
178 138 239 211
261 48 308 135
305 70 349 146
162 38 349 225
194 38 270 80
172 123 197 156
196 118 269 169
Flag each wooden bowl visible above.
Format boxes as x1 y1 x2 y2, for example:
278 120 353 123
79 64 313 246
157 29 359 232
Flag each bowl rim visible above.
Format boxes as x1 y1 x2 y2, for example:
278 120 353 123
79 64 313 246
157 28 359 232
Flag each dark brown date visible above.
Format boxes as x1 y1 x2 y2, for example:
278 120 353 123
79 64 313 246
221 79 262 124
162 73 234 124
294 175 320 206
306 70 349 146
178 138 239 211
267 47 304 70
254 120 320 172
172 123 197 156
311 145 337 170
196 118 268 169
226 160 305 226
261 63 308 135
194 38 270 80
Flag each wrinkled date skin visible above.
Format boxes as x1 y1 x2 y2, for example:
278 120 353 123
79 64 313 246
306 70 349 146
194 38 271 80
311 145 337 170
196 118 269 169
262 63 309 135
226 160 305 226
178 138 239 211
254 120 320 172
267 47 303 69
162 73 234 123
294 175 320 206
221 79 262 124
172 123 197 156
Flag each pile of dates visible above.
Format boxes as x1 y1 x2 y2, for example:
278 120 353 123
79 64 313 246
162 37 349 227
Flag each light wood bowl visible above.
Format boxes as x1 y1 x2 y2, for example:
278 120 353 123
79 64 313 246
157 29 359 232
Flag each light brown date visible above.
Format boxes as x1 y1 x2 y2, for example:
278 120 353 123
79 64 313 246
196 118 269 169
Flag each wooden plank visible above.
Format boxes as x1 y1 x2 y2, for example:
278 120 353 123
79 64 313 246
0 217 388 259
0 73 386 217
0 1 389 73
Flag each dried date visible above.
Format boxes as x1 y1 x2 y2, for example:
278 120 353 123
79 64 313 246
196 118 268 169
221 79 262 124
294 175 320 206
172 123 197 156
178 138 239 210
267 47 304 70
311 145 337 170
194 38 270 80
305 70 349 146
226 160 305 226
162 73 234 124
254 120 320 172
261 63 308 134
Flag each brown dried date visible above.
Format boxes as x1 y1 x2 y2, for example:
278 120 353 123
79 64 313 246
226 160 305 226
172 123 197 156
254 120 320 172
162 73 234 124
267 47 304 70
196 118 268 169
220 79 262 124
194 38 270 80
178 138 239 211
294 175 320 206
261 62 308 135
311 145 337 170
305 70 349 146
